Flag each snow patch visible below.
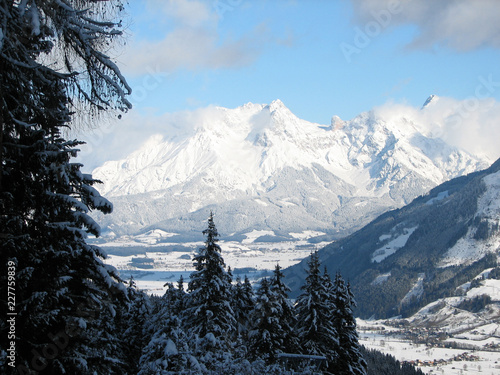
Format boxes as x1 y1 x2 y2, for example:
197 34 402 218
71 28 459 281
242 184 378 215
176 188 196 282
371 272 391 286
289 230 325 240
439 171 500 268
478 170 500 218
253 198 268 206
467 279 500 302
135 230 177 245
372 226 418 263
425 190 449 205
438 228 500 268
164 339 178 356
401 273 425 305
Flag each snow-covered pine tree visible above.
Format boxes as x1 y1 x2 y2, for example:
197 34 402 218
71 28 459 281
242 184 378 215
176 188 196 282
294 252 338 369
0 2 131 373
248 277 286 364
163 278 186 318
175 274 187 315
228 275 255 372
231 276 255 336
331 272 367 375
120 278 151 374
184 212 236 370
243 275 254 300
270 264 298 354
1 80 128 374
139 293 199 375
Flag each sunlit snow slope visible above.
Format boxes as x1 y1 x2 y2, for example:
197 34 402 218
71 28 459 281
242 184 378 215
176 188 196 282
92 99 489 238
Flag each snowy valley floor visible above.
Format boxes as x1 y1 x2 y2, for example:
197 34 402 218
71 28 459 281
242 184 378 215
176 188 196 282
99 229 329 294
98 230 500 374
359 318 500 374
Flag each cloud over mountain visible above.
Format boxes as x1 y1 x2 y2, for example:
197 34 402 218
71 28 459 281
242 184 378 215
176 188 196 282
87 100 489 238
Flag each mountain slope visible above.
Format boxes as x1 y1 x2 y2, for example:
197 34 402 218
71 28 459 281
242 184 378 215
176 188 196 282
92 99 488 238
284 158 500 319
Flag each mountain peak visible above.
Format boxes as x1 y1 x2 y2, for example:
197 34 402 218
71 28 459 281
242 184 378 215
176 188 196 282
91 100 489 239
267 99 289 113
330 115 345 131
421 94 439 109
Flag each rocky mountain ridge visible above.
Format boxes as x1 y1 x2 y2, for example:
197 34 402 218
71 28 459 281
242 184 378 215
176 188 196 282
92 99 489 239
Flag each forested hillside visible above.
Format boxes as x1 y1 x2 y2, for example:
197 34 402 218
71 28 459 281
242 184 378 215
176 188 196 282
285 158 500 319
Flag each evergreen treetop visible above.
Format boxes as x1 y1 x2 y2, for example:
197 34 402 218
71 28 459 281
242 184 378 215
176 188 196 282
270 264 298 353
295 252 339 367
331 271 367 375
185 212 236 340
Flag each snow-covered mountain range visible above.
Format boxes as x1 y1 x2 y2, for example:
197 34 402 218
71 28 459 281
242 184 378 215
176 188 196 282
92 98 489 239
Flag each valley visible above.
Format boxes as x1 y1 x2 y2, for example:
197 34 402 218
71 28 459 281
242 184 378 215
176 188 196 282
360 317 500 375
89 100 500 373
99 225 500 374
98 228 331 294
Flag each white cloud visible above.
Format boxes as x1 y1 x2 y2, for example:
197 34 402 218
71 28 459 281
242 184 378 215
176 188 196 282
350 0 500 51
372 96 500 161
120 0 271 75
74 105 226 172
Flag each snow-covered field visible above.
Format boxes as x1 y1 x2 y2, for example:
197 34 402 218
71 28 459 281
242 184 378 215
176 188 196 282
372 226 418 263
360 273 500 374
359 319 500 374
99 229 329 295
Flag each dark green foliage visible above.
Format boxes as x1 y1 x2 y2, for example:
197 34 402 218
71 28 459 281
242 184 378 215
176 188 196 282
231 276 255 335
120 278 151 374
139 296 195 375
473 217 498 240
0 2 132 373
1 80 128 375
248 265 297 363
488 267 500 280
330 272 367 375
295 252 339 366
270 264 298 353
399 253 497 317
185 212 236 341
457 294 492 313
361 347 424 375
248 278 285 362
163 276 186 317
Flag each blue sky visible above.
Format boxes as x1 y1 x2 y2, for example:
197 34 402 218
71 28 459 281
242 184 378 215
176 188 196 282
77 0 500 170
117 0 500 123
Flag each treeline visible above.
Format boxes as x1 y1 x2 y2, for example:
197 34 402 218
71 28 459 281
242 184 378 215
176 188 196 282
117 213 426 374
354 253 498 319
361 347 424 375
341 173 498 319
399 253 497 317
